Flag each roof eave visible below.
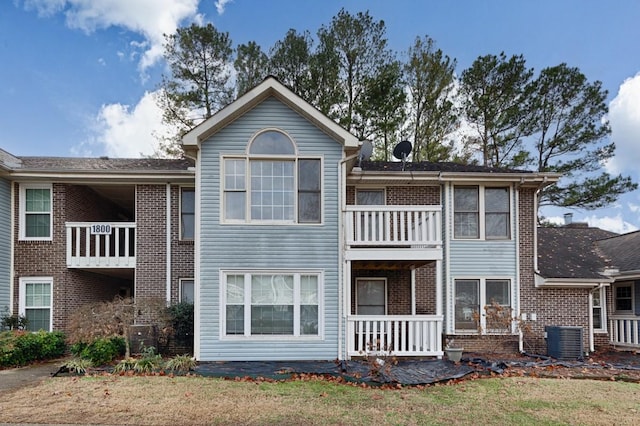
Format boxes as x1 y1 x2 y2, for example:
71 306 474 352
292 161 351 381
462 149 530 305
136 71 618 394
535 273 613 288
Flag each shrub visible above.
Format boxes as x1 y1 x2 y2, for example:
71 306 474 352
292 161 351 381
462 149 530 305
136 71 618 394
70 337 125 366
1 308 29 331
167 302 194 352
62 358 93 375
0 330 66 367
165 354 196 372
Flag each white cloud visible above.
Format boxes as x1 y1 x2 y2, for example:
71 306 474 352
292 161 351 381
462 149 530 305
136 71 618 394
583 214 638 234
73 91 171 158
606 72 640 176
23 0 201 70
215 0 233 15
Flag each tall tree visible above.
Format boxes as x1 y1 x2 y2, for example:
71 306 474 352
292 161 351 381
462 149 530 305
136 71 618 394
525 64 636 209
156 23 234 157
360 61 407 160
234 41 268 97
404 36 458 162
316 9 394 139
269 29 313 99
460 53 533 168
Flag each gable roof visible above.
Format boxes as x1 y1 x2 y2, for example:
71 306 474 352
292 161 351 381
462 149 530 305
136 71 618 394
537 225 618 285
596 231 640 275
182 76 360 157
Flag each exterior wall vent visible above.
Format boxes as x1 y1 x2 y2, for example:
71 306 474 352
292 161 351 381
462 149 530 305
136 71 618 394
545 326 583 360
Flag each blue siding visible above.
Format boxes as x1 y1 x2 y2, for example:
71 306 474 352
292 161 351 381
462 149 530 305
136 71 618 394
0 179 10 315
198 97 343 360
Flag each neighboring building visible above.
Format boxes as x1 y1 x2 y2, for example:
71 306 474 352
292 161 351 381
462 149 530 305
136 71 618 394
536 219 640 354
0 77 637 359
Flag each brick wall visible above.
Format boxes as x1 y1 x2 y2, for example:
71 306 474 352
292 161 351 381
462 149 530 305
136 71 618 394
135 185 167 323
13 183 133 331
346 185 441 206
170 185 194 304
350 262 436 315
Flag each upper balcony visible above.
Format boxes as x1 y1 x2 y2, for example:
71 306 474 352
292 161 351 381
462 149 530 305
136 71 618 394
343 205 442 261
66 222 136 269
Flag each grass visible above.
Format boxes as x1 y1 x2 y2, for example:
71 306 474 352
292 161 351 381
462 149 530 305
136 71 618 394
0 375 639 425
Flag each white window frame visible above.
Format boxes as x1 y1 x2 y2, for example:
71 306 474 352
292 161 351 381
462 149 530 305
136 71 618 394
592 286 607 333
220 270 324 339
453 185 512 241
453 277 513 334
613 282 634 313
179 186 195 240
179 278 194 303
19 277 53 332
355 188 386 206
19 183 53 241
355 278 387 315
221 129 323 225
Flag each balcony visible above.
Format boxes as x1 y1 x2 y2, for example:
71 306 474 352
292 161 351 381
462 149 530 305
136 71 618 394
66 222 136 269
609 315 640 348
343 206 442 261
347 315 443 357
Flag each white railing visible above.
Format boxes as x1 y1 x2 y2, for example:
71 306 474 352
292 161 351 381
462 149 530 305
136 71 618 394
347 315 443 357
344 206 441 247
609 315 640 347
66 222 136 268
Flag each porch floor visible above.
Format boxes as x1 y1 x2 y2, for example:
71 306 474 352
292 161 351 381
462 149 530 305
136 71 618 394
194 359 474 385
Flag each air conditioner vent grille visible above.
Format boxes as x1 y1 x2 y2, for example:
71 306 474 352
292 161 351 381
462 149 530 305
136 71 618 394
545 326 583 360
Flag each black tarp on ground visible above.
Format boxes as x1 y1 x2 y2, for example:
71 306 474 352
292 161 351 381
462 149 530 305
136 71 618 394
194 359 475 386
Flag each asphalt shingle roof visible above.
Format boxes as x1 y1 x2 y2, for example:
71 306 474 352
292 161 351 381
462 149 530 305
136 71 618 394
360 160 532 174
596 231 640 272
17 156 194 172
537 225 618 279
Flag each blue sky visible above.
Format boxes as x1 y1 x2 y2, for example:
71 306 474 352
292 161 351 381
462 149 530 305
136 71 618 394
1 0 640 232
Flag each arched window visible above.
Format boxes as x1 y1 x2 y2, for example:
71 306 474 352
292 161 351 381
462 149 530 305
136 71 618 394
223 129 321 223
248 130 296 155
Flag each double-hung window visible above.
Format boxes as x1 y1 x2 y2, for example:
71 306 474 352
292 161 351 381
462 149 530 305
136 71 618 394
20 184 52 240
592 287 606 331
180 279 194 303
454 185 510 239
454 278 511 332
19 277 53 332
614 283 633 312
223 271 322 337
180 187 195 240
223 130 321 224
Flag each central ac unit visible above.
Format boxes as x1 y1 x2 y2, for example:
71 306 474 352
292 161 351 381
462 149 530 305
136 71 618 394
545 326 583 360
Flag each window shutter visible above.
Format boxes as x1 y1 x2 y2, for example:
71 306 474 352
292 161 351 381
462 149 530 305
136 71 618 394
634 281 640 316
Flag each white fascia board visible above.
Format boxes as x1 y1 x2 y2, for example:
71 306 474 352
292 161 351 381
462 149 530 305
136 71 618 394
534 274 613 288
182 77 359 150
8 171 195 184
348 170 560 186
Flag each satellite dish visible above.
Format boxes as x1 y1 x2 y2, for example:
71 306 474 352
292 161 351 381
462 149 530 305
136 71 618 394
392 140 412 170
357 140 373 167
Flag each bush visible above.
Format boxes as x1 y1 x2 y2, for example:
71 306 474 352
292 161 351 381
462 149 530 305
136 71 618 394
1 308 29 331
0 330 66 367
167 302 194 351
70 336 125 366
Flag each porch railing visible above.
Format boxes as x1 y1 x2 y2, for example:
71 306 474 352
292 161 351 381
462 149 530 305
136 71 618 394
609 315 640 348
344 206 441 247
66 222 136 268
347 315 443 357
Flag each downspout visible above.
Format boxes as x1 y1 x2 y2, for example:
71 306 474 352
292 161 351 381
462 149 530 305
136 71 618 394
338 150 361 360
589 283 606 354
411 268 416 315
166 184 171 305
9 182 15 314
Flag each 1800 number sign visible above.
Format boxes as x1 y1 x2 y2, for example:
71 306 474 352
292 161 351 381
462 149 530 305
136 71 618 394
90 224 112 235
